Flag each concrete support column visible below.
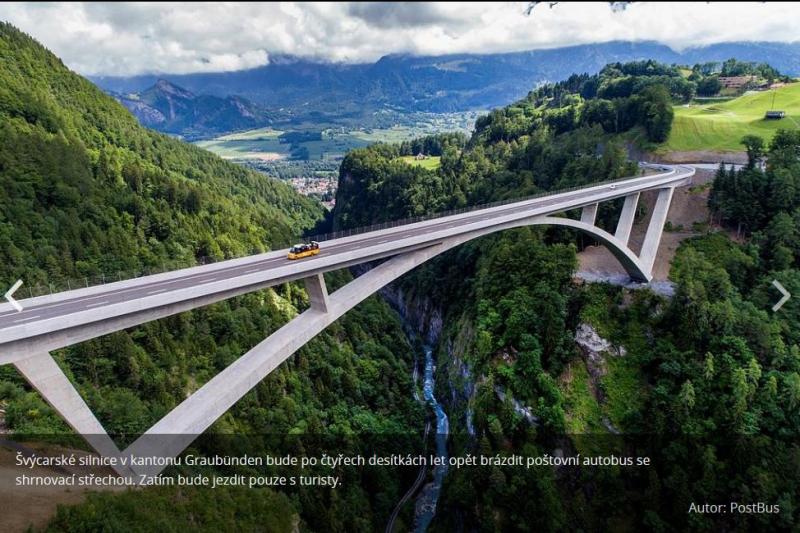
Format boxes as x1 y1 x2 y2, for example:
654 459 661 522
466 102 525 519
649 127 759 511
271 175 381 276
614 192 640 246
580 203 598 226
13 353 134 477
639 187 674 274
304 273 330 313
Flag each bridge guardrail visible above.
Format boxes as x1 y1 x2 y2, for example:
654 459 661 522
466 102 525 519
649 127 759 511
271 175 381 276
9 167 686 299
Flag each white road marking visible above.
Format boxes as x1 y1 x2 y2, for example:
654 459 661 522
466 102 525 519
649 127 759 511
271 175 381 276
147 288 167 295
13 315 39 323
245 269 261 273
86 301 110 308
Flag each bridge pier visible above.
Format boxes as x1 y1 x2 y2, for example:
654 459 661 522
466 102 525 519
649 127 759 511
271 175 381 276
304 273 330 312
13 352 135 477
580 203 598 225
639 187 675 273
614 192 640 246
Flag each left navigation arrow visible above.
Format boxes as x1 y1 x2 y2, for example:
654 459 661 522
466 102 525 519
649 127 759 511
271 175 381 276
4 279 23 312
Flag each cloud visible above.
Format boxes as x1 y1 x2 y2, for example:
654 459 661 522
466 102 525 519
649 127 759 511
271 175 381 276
345 3 470 29
1 2 799 76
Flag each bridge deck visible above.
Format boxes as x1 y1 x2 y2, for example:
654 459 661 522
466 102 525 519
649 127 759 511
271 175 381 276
0 165 693 360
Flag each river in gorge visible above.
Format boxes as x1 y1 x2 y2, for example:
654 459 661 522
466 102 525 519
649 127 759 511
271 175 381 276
413 344 449 532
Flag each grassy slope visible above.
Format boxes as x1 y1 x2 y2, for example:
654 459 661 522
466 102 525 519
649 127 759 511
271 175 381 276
661 82 800 152
560 360 604 434
567 285 647 435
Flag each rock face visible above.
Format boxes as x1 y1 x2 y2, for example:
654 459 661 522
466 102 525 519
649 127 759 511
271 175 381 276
379 283 442 345
576 322 623 356
494 385 539 426
574 322 625 433
448 342 477 437
117 97 167 126
575 323 623 401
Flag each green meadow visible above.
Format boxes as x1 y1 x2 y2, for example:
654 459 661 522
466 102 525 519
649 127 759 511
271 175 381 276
661 82 800 152
398 155 442 170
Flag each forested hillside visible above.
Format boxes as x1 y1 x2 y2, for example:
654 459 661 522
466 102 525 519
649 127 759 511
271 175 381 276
0 23 422 531
708 131 800 340
0 22 323 286
332 61 800 530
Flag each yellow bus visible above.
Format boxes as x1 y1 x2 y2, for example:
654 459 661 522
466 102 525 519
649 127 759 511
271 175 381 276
287 241 320 260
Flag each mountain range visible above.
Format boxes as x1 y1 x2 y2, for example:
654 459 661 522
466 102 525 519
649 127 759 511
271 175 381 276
94 40 800 133
109 79 273 138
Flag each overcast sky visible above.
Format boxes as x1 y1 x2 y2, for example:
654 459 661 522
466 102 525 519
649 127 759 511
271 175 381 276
2 2 799 76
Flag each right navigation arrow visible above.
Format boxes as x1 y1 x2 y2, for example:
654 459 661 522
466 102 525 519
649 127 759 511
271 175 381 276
772 280 791 312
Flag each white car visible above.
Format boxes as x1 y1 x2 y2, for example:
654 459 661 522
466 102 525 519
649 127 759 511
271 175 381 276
608 184 617 190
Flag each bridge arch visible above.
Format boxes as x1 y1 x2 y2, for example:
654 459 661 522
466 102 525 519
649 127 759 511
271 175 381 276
10 209 662 480
121 212 650 478
525 216 649 282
